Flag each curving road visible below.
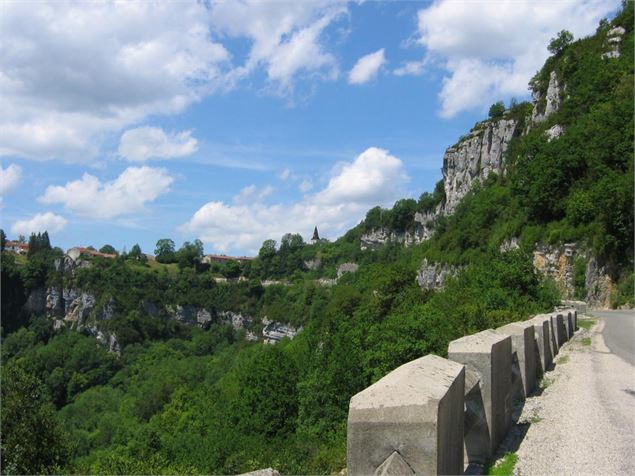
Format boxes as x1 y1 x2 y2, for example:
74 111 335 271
589 309 635 366
513 310 635 475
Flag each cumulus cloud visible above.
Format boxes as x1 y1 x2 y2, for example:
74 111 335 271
11 212 68 236
209 0 346 91
411 0 619 117
0 1 229 162
118 127 198 162
394 59 427 77
39 167 173 219
0 164 23 194
299 179 313 193
348 49 386 84
180 147 408 253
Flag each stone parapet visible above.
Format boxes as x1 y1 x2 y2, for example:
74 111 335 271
448 329 512 462
347 355 465 476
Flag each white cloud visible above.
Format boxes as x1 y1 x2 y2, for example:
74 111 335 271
394 59 427 77
11 212 68 236
0 1 229 162
412 0 619 117
118 127 198 162
348 49 386 85
39 167 173 219
299 179 313 193
209 0 346 91
0 164 23 194
180 147 408 253
233 184 275 204
279 168 292 180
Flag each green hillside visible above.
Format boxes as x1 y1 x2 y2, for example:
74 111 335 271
1 5 633 475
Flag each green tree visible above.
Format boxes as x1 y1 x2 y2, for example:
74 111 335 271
390 199 418 232
232 346 299 437
488 101 506 119
258 239 277 259
99 244 117 255
548 29 573 55
1 364 70 474
1 228 6 251
155 238 176 263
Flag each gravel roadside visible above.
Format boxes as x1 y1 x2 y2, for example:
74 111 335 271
508 318 635 475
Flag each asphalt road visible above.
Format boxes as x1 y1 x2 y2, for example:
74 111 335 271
589 309 635 366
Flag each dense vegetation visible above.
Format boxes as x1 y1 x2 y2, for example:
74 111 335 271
1 7 633 475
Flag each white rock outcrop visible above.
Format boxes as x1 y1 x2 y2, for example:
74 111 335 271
440 118 519 214
531 71 562 125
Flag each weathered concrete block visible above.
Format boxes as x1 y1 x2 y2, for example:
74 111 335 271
559 312 571 342
448 330 511 462
562 300 587 314
552 313 566 347
530 314 553 375
463 369 490 468
497 321 537 399
563 310 574 338
347 354 465 476
573 309 578 332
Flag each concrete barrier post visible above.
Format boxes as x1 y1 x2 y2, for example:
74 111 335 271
448 330 512 462
530 315 553 375
347 354 465 476
565 310 575 338
573 309 578 332
552 313 566 347
496 321 537 399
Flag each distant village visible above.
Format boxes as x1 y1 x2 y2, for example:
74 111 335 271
4 238 254 265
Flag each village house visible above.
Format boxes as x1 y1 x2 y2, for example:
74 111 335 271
202 254 254 265
5 241 29 254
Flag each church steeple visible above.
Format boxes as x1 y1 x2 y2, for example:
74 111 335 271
311 226 320 244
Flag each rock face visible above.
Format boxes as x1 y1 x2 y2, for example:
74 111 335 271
585 257 615 308
532 243 615 309
440 118 519 214
337 262 359 278
416 259 459 291
533 243 577 298
545 124 564 142
531 71 562 125
166 304 212 327
602 26 626 59
218 311 252 331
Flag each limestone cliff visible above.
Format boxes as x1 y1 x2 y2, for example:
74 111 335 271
532 243 615 308
440 117 520 215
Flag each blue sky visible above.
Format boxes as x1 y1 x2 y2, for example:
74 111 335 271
0 0 619 255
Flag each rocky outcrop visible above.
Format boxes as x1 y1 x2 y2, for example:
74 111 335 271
416 259 460 291
602 26 626 59
500 237 520 252
303 258 322 271
531 71 562 126
218 311 252 331
440 118 519 214
532 243 615 308
533 243 577 298
337 262 359 278
166 304 212 327
262 319 300 344
585 257 615 308
545 124 564 142
24 287 47 315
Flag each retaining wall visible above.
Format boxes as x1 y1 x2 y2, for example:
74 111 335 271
347 306 582 475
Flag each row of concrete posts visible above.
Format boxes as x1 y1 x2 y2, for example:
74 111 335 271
347 308 580 475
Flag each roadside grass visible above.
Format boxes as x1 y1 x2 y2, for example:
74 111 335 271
581 337 592 346
486 452 518 475
556 354 570 365
540 377 554 389
529 414 543 424
577 319 597 331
